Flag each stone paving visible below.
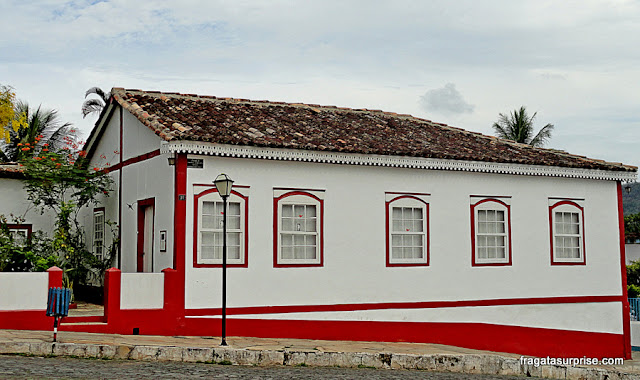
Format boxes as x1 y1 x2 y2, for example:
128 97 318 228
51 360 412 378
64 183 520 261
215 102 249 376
0 329 639 379
0 355 542 379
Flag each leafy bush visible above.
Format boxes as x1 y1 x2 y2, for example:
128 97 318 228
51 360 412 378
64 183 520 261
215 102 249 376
16 142 115 291
0 217 59 272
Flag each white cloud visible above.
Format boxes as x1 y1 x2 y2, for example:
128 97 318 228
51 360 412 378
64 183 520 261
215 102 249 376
419 84 475 116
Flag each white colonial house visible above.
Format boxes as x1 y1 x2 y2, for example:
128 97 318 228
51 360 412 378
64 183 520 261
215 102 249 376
1 87 636 359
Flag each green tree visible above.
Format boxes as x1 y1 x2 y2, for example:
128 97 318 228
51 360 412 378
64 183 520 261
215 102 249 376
625 212 640 243
627 260 640 298
1 100 73 162
81 87 110 119
492 106 554 147
20 144 115 291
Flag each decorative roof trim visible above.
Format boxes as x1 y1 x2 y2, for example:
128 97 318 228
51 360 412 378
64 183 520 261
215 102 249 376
160 141 637 182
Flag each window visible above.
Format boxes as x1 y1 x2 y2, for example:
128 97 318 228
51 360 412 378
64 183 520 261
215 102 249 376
549 200 585 265
471 197 512 266
6 224 31 244
93 208 105 260
274 189 324 267
194 186 249 267
386 193 429 266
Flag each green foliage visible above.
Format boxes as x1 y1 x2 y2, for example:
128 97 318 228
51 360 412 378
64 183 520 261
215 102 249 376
19 145 115 289
0 216 59 272
625 212 640 243
628 284 640 298
627 260 640 298
492 106 554 147
21 147 112 214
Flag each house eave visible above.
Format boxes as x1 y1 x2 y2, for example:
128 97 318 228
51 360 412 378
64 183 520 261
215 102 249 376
160 141 638 182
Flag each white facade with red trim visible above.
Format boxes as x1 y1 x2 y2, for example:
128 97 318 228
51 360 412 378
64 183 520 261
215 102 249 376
0 100 636 359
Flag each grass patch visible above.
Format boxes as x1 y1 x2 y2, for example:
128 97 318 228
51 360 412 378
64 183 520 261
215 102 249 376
357 364 376 369
218 360 233 365
295 363 308 367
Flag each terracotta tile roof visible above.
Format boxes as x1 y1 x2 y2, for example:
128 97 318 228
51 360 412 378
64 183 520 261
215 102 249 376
110 88 636 173
0 163 24 179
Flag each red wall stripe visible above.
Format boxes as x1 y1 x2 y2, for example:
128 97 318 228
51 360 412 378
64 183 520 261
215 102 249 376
104 149 161 173
185 294 623 316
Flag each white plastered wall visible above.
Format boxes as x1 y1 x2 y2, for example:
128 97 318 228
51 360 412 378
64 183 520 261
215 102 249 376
0 178 56 234
0 273 48 310
120 273 164 309
184 155 624 334
80 107 174 273
79 108 121 270
119 154 174 272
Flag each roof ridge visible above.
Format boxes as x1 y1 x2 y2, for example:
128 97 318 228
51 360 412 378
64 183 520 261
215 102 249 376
114 88 433 120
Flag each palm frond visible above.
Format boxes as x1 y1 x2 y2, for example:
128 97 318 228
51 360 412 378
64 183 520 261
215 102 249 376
529 123 555 147
85 87 110 102
491 106 554 147
81 99 105 118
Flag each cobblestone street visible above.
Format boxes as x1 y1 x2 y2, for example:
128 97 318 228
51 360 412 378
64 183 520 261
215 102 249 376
0 355 543 379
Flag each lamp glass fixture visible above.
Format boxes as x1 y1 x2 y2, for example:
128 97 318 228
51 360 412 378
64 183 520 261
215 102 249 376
214 173 234 197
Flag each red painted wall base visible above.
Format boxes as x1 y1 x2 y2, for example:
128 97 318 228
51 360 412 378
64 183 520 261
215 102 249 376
1 308 624 359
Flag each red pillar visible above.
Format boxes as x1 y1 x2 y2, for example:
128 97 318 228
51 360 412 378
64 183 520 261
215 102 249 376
172 153 187 315
617 181 632 359
104 268 121 327
47 266 63 288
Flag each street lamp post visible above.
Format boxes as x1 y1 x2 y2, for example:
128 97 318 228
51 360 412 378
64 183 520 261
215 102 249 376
213 173 234 346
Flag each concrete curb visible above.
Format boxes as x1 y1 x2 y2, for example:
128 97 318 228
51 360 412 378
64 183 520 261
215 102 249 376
0 342 637 379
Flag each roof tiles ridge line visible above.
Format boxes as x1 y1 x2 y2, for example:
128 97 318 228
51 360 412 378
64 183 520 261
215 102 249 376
118 88 433 117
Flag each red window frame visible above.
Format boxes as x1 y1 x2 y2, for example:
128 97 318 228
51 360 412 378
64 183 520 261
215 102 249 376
193 186 249 268
470 198 513 267
549 200 586 266
5 224 33 240
273 190 324 268
385 194 430 267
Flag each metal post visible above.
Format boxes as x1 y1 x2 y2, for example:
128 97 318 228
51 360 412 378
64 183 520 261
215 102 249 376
53 316 58 342
221 195 228 346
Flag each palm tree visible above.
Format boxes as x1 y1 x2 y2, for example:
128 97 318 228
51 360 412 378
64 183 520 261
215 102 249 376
492 106 554 147
0 101 74 162
81 87 110 119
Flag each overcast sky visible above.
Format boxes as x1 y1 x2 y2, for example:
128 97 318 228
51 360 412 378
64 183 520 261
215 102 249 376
1 0 638 169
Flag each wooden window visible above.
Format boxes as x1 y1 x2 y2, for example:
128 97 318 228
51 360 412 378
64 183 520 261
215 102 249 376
194 187 249 267
386 194 429 266
274 190 324 267
471 198 512 266
93 209 105 260
549 200 585 265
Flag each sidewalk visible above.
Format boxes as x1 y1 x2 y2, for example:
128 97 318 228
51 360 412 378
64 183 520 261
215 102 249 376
1 329 639 379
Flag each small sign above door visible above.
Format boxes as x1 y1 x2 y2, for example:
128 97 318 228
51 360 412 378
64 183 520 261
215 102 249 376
187 158 204 169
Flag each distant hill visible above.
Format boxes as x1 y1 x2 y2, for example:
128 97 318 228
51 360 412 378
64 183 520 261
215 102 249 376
623 182 640 216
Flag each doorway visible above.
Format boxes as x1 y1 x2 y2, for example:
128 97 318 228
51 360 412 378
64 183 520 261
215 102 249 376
137 198 155 273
